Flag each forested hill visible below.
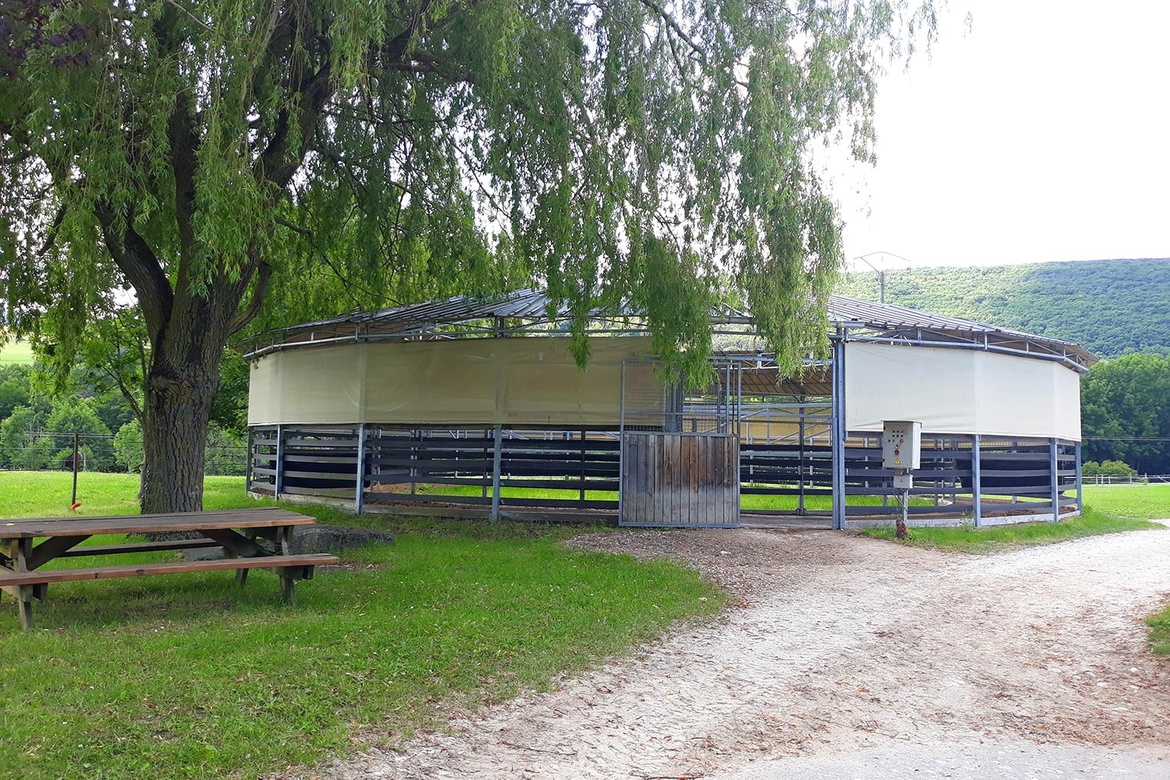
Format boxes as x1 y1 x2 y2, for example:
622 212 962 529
835 257 1170 359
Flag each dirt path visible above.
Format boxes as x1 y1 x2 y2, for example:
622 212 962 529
317 526 1170 779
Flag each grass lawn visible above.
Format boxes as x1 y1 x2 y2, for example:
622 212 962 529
0 471 250 517
1081 482 1170 520
0 338 35 365
0 472 725 779
414 482 930 512
860 483 1170 553
860 507 1162 553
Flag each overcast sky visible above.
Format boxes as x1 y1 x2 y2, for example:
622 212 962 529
835 0 1170 271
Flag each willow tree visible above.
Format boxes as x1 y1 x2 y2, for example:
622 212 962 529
0 0 932 512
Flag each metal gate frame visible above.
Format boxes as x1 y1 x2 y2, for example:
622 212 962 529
618 359 742 527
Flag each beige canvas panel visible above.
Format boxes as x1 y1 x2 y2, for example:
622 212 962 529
844 342 1082 441
248 336 658 426
845 342 979 434
247 342 364 425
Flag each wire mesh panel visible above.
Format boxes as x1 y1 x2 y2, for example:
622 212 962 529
619 360 741 527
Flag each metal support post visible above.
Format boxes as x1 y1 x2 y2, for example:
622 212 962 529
274 424 285 498
1050 437 1060 521
797 395 806 515
490 424 503 521
830 339 846 530
972 434 982 528
898 487 909 540
71 432 80 507
354 424 367 515
1075 440 1083 513
579 428 587 507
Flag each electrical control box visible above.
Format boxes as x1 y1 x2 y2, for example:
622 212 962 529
882 420 921 470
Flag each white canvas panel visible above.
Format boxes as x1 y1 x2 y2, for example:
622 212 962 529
248 336 657 426
1052 360 1083 440
844 342 1082 440
844 342 979 434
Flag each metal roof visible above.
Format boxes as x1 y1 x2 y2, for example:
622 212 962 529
253 288 1096 370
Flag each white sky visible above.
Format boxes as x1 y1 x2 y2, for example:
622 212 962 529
836 0 1170 270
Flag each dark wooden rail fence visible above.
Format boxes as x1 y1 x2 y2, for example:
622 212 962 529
249 426 1077 523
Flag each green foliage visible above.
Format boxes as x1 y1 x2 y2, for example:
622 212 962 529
1147 605 1170 656
1081 353 1170 474
113 420 144 474
209 351 249 436
1081 460 1138 478
45 398 114 471
0 364 31 419
204 424 246 476
1 0 934 394
0 405 43 469
836 258 1170 358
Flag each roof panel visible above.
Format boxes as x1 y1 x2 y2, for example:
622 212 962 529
259 289 1095 367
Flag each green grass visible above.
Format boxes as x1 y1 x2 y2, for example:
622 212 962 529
0 471 249 517
0 472 725 779
860 507 1162 553
1081 483 1170 520
410 482 932 511
0 338 35 365
1147 606 1170 656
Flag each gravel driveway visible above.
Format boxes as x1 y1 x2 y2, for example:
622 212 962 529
315 524 1170 779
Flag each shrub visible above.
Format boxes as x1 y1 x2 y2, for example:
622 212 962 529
113 420 145 473
1083 460 1138 478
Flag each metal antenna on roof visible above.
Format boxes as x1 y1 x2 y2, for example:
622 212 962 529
852 252 910 304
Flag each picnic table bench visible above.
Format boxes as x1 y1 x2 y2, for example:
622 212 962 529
0 507 339 630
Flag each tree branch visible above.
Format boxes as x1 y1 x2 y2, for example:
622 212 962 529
95 204 174 346
228 260 273 336
634 0 707 66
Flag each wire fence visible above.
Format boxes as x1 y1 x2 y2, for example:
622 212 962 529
0 431 248 476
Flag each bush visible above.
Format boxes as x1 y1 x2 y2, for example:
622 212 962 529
1083 460 1139 478
205 424 247 476
0 405 45 469
113 420 145 473
46 399 115 471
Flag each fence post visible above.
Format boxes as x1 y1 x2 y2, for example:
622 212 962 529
1050 437 1060 521
274 424 285 498
354 423 366 515
490 424 503 521
71 432 79 507
1075 441 1083 513
972 433 982 528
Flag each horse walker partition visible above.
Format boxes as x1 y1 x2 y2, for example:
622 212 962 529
246 291 1094 528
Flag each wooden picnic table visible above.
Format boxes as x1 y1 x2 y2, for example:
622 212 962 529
0 507 338 630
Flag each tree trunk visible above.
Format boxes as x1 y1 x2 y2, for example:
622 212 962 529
139 358 221 514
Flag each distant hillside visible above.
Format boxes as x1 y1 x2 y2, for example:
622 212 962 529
835 258 1170 359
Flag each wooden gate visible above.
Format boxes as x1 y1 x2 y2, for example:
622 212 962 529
619 432 740 527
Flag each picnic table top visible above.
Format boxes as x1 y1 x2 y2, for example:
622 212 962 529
0 507 317 540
